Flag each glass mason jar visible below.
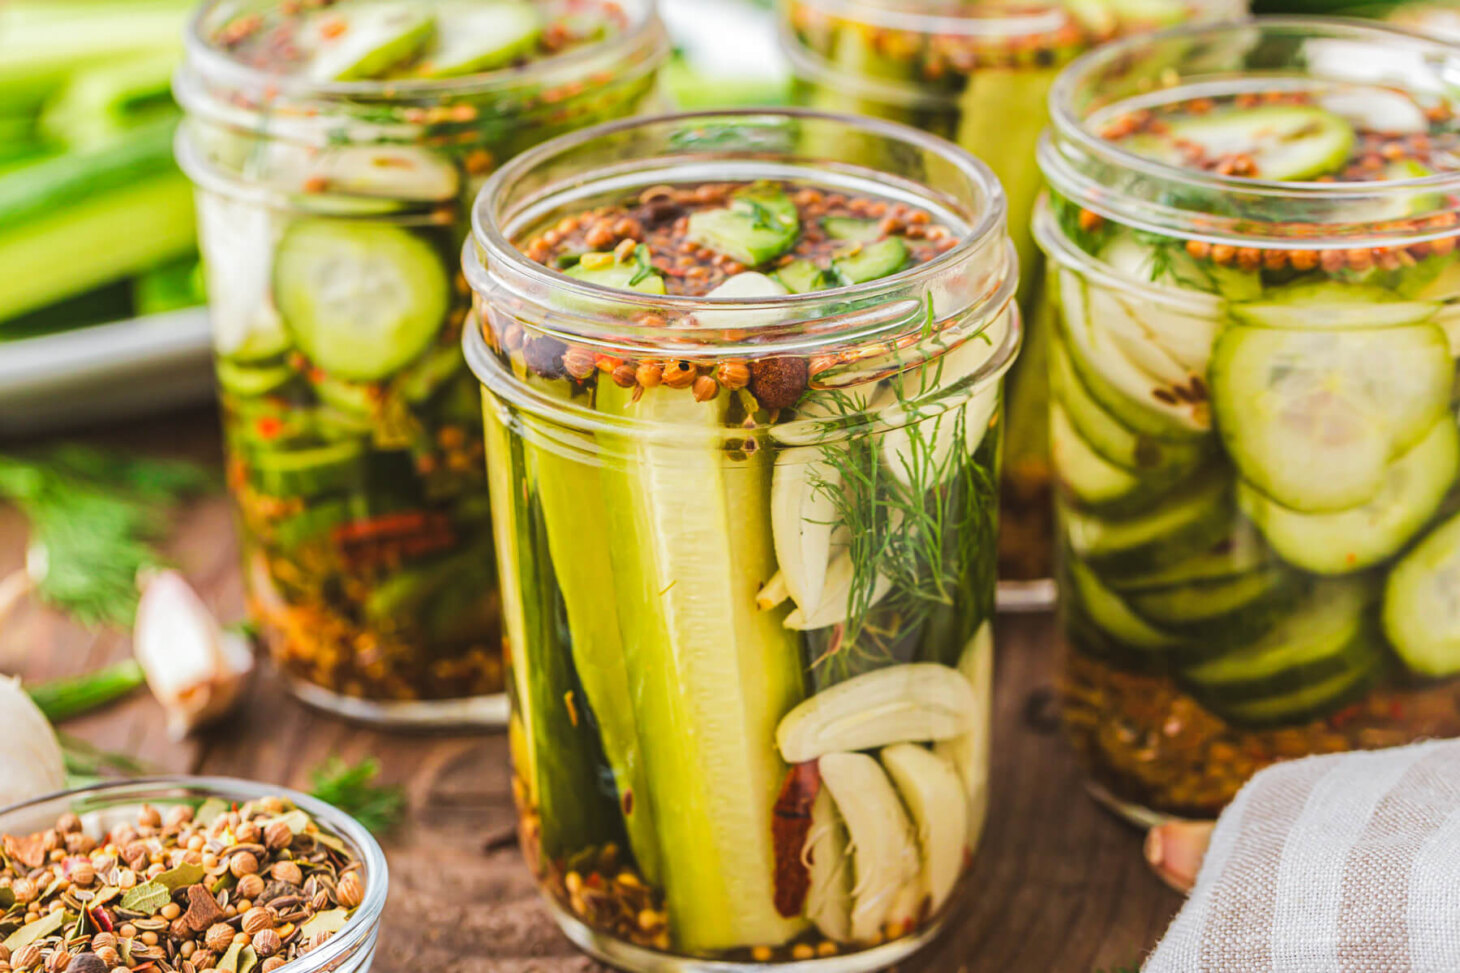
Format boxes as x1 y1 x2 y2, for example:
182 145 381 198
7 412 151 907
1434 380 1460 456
778 0 1245 598
464 110 1018 970
1038 18 1460 821
173 0 669 725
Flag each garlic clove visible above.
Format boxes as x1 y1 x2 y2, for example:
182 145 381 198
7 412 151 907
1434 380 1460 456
134 569 254 739
1145 819 1216 894
0 676 67 809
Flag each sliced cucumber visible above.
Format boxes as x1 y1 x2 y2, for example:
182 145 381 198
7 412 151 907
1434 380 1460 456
1062 469 1232 575
1214 651 1381 728
1104 520 1277 591
1240 417 1460 575
1125 567 1301 651
1051 342 1207 477
307 2 436 81
1180 580 1372 707
415 1 543 78
1094 236 1226 371
275 220 449 383
1230 280 1438 331
249 438 367 498
1152 105 1355 182
1051 400 1154 512
833 237 909 285
1066 558 1186 652
565 252 668 294
1209 322 1452 511
595 377 807 953
775 259 831 294
1384 510 1460 677
216 359 295 399
685 184 800 267
823 217 882 243
1056 269 1210 439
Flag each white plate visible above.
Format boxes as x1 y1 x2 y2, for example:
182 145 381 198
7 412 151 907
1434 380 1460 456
0 307 216 436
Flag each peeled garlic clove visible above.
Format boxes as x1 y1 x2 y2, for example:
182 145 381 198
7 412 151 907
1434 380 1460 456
771 447 843 615
775 662 979 763
933 622 994 850
803 788 852 942
0 676 66 808
134 570 254 739
1146 820 1216 894
756 571 790 612
880 743 967 916
818 752 921 943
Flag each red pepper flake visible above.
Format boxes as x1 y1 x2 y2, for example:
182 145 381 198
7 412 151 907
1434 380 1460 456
255 415 285 440
771 760 821 918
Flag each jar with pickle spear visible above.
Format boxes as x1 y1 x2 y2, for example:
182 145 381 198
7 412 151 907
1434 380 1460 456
173 0 669 725
464 109 1018 969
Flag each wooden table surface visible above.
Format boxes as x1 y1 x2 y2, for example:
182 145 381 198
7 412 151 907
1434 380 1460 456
2 407 1183 973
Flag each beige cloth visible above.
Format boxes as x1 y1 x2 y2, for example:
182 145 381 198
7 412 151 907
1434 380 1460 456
1145 739 1460 973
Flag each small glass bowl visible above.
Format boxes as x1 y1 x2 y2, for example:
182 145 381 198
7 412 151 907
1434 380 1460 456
0 777 389 973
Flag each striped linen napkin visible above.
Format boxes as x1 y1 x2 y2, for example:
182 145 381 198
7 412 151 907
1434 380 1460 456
1145 738 1460 973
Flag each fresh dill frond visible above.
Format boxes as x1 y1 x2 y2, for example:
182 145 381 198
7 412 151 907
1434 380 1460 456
0 447 210 627
309 756 406 835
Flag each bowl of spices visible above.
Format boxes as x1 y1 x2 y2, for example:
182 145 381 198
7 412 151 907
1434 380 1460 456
0 778 386 973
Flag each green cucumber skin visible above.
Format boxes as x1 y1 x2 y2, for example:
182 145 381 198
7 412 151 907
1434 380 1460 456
521 387 664 887
483 397 626 862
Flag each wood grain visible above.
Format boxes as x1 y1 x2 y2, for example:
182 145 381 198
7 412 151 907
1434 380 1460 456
2 409 1183 973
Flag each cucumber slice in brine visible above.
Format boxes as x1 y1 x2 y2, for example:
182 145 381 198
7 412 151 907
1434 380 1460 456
1135 105 1355 182
416 1 544 78
275 220 449 383
1384 509 1460 677
1209 322 1452 512
1239 417 1460 576
308 3 436 81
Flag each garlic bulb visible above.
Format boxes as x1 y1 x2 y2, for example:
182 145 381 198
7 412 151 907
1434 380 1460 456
0 675 67 809
134 570 254 739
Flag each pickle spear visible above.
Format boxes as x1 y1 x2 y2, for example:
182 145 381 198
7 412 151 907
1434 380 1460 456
595 375 808 953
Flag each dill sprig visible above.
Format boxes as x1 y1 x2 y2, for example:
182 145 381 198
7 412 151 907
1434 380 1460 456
0 446 210 627
805 344 998 685
309 756 406 835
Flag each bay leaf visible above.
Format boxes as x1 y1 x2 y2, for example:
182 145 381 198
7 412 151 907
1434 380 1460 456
268 811 310 836
155 863 205 892
237 945 259 973
195 798 229 827
298 908 349 938
119 880 171 915
3 910 64 951
216 942 243 973
0 888 13 910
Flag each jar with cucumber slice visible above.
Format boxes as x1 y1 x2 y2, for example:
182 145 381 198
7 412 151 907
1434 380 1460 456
778 0 1246 599
463 110 1018 969
174 0 668 725
1037 18 1460 821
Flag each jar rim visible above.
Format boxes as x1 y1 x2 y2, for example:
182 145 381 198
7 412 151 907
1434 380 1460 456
0 776 388 973
777 0 1248 109
467 108 1013 356
180 0 667 102
1041 16 1460 246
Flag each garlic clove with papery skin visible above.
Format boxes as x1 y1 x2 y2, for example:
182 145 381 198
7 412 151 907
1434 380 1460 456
134 569 254 739
0 675 67 808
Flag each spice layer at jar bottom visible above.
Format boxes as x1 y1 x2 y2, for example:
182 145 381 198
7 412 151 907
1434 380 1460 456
781 0 1246 584
178 0 664 715
1041 74 1460 818
474 173 1011 965
0 796 368 973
